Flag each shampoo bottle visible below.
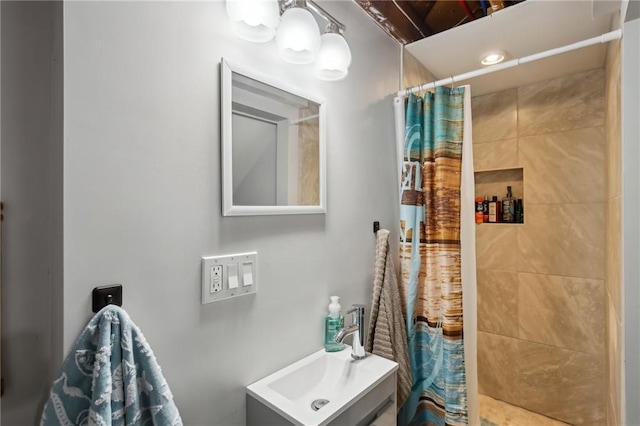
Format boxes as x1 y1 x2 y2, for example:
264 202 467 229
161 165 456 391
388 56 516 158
502 186 515 223
483 196 489 223
475 197 484 224
324 296 345 352
515 199 523 223
489 196 502 223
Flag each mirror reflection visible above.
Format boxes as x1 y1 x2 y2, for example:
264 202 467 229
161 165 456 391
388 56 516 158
231 72 320 206
222 60 325 216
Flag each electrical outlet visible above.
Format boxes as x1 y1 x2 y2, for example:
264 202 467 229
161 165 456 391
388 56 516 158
210 265 223 293
201 252 257 304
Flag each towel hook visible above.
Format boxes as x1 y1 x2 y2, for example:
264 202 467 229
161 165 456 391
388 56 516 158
373 221 380 234
92 284 123 313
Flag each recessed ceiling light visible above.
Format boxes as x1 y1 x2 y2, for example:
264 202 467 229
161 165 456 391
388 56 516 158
481 50 506 66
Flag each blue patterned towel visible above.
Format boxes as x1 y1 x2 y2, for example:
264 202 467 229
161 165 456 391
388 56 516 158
41 305 183 426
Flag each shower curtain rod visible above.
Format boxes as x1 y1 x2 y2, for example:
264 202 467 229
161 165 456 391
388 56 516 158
396 29 623 97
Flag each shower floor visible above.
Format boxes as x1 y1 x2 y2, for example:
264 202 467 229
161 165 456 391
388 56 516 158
480 394 571 426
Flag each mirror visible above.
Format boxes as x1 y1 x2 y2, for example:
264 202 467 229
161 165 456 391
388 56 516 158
221 59 326 216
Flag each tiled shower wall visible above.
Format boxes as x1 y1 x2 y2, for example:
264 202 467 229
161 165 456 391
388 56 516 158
604 39 623 426
403 51 435 90
473 69 607 425
297 115 320 205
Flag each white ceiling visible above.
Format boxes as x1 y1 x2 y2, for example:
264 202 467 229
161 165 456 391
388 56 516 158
405 0 620 96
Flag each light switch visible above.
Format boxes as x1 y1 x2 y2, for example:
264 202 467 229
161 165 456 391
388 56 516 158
242 262 254 286
228 264 239 289
201 252 257 304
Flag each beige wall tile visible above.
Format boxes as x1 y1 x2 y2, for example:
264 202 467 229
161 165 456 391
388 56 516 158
518 69 604 137
606 39 622 200
607 296 622 426
580 421 609 426
605 41 621 426
478 332 519 404
518 203 605 279
517 340 605 425
476 225 518 271
606 196 622 320
298 119 319 205
518 272 604 354
479 394 570 426
478 269 518 337
472 89 518 143
403 50 434 91
607 394 618 426
475 68 610 422
605 114 622 200
519 127 605 204
474 138 518 172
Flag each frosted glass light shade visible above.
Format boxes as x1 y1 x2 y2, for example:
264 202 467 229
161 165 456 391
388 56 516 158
226 0 280 43
315 33 352 81
275 7 321 64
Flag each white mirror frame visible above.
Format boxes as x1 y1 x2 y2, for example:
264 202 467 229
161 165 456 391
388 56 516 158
221 58 327 216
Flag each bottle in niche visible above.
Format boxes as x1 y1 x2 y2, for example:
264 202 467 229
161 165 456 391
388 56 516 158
475 197 484 224
324 296 344 352
483 196 489 223
502 186 515 223
515 199 523 223
488 196 502 223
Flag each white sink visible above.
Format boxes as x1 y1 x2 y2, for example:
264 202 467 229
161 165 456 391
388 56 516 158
246 348 398 426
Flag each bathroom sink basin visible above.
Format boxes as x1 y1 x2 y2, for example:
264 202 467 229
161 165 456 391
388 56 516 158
246 348 398 426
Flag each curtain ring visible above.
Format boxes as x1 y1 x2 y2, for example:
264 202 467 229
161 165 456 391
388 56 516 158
450 76 455 91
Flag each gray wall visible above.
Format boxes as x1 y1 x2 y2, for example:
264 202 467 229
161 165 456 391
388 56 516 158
1 2 61 424
62 2 400 424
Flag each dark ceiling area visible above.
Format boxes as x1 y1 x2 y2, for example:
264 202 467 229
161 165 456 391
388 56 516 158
354 0 525 45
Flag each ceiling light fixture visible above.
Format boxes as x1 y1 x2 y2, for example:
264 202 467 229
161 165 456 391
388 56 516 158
226 0 281 43
481 50 506 66
225 0 351 81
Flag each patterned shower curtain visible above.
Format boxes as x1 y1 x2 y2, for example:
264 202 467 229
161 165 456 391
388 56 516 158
398 87 468 425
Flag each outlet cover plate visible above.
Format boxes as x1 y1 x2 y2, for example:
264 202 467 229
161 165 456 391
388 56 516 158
201 252 257 304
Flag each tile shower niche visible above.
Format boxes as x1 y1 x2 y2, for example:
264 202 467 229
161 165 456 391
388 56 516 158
475 167 524 224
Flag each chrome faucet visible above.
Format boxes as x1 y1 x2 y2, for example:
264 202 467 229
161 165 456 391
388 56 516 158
334 304 366 360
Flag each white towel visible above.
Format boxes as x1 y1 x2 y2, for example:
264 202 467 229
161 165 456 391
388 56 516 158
366 229 412 410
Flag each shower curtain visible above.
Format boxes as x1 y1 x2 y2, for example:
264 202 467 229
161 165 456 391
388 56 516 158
394 86 477 426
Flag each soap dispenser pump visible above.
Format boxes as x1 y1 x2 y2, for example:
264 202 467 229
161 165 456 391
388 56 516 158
324 296 345 352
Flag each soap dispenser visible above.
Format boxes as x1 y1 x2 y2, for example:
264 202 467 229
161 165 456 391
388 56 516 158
324 296 345 352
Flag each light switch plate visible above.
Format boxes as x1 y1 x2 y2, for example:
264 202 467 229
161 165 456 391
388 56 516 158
201 252 257 304
227 264 239 289
242 261 254 286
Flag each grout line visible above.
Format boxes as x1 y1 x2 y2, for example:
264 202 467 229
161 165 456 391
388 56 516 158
472 137 518 145
477 267 519 274
476 268 604 282
518 123 606 139
514 270 604 281
520 201 606 206
478 330 604 356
